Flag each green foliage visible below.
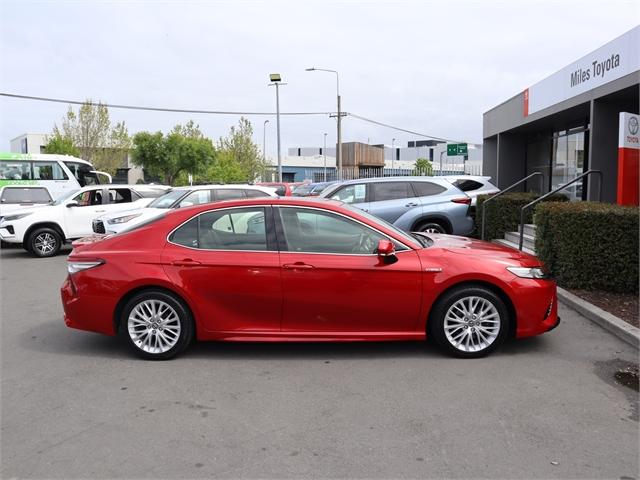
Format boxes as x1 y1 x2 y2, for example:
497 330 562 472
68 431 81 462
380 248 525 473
132 121 215 186
50 100 131 175
43 133 80 157
475 192 568 240
535 202 639 293
414 158 433 176
217 117 268 181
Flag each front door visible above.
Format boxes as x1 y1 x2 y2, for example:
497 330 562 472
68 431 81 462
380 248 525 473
161 206 282 333
276 206 422 334
64 188 108 238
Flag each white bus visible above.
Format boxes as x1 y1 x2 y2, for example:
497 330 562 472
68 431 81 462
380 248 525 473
0 153 112 199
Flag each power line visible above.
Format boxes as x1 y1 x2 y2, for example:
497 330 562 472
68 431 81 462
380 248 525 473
348 113 466 144
0 92 332 116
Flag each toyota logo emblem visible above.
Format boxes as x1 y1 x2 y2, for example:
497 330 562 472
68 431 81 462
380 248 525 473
630 116 639 135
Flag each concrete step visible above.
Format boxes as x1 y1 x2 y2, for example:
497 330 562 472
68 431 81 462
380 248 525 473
493 238 536 256
518 223 536 237
504 231 536 251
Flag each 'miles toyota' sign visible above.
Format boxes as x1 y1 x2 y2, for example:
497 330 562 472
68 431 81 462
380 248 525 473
523 26 639 116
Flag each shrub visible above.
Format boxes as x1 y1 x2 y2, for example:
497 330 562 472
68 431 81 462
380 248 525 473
475 192 567 240
535 202 639 293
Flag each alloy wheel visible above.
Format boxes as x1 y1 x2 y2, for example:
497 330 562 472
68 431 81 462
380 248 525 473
443 296 501 353
127 299 182 354
34 232 57 255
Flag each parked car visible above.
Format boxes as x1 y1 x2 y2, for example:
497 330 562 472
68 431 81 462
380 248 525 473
257 182 303 196
292 181 336 197
62 197 559 360
1 185 53 218
443 175 499 206
93 184 277 234
0 184 170 257
320 177 473 235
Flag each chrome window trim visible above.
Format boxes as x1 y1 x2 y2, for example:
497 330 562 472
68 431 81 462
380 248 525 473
166 205 270 252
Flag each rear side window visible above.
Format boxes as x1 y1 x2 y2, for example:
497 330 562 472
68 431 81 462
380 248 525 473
452 179 484 192
214 189 247 201
371 182 412 202
1 187 52 204
245 189 270 198
412 182 447 197
108 188 134 204
169 218 199 248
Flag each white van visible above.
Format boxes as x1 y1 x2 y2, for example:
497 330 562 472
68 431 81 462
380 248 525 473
0 152 112 200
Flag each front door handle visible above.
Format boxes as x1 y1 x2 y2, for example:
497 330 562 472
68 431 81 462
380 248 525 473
283 262 314 270
405 202 418 207
171 259 202 267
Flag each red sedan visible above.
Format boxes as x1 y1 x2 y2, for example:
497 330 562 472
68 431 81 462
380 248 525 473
61 198 559 360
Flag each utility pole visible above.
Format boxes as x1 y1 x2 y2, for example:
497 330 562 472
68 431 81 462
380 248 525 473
439 150 445 176
268 74 285 182
323 132 327 182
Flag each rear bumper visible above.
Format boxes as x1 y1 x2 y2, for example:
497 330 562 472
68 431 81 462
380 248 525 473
61 276 117 336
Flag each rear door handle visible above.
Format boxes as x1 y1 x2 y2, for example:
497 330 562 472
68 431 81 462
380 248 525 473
405 202 418 207
283 262 314 270
171 259 202 267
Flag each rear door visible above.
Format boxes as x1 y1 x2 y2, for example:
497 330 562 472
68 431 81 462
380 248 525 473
368 181 421 223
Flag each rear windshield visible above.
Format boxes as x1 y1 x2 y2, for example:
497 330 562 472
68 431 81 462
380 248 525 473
1 187 52 204
452 179 484 192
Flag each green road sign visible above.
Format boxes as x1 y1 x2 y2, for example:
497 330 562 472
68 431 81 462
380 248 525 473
447 143 468 156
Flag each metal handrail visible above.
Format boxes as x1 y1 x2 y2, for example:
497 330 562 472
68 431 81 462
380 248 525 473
481 172 544 240
518 169 602 250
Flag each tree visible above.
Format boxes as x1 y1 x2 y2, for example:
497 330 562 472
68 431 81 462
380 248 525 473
217 117 267 181
49 100 131 174
414 158 433 176
132 121 215 185
43 132 80 157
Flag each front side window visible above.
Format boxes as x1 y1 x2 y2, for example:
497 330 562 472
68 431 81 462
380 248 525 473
330 184 366 204
32 161 68 181
371 182 412 202
1 187 52 204
73 189 103 206
0 162 31 180
169 208 267 251
279 207 389 255
179 190 211 208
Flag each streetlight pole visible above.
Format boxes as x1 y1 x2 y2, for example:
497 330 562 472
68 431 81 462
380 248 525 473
262 119 269 164
391 138 396 175
439 150 445 176
268 74 285 182
323 132 327 182
306 67 341 180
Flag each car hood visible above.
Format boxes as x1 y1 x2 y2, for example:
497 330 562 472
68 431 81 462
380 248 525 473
424 234 537 261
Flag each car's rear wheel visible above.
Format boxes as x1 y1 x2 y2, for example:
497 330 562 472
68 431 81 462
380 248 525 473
121 290 194 360
28 228 62 257
430 286 509 358
416 220 447 234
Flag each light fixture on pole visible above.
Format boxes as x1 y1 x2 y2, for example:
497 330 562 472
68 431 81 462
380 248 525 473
323 132 328 182
305 67 342 180
268 73 285 182
262 119 270 164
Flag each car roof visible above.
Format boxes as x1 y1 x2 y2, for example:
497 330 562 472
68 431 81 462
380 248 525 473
333 176 452 185
443 175 493 182
171 184 272 191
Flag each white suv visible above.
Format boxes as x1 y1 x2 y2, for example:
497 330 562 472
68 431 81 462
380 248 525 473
93 184 277 235
0 184 170 257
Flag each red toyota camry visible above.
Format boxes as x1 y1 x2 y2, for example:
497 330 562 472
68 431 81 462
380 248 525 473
61 198 559 360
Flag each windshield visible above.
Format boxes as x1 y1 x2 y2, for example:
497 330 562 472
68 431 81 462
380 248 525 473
341 204 421 248
52 189 80 205
147 189 188 208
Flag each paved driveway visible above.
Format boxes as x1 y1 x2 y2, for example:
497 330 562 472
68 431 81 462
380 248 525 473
1 248 638 479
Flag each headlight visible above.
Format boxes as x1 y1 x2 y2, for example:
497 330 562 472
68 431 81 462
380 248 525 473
507 266 550 279
2 212 32 222
68 259 104 274
107 213 141 225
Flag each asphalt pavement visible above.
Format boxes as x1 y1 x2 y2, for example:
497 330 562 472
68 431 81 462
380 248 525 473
1 247 638 479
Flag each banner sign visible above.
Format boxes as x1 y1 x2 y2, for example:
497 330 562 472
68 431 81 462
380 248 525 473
617 112 639 206
525 26 639 116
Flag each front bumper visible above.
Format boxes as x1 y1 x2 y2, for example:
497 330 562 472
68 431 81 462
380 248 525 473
0 225 19 243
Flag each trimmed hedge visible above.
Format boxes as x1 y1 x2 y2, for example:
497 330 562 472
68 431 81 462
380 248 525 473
475 192 568 240
535 202 639 293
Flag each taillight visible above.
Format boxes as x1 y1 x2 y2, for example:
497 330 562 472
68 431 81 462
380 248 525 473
67 258 105 275
451 197 471 205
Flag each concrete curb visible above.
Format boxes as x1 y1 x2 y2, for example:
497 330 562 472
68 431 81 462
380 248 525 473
557 286 640 349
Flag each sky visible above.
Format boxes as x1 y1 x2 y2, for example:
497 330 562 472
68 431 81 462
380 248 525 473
0 0 638 159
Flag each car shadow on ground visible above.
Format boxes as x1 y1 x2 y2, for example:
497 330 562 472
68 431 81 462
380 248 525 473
0 245 72 259
20 318 550 361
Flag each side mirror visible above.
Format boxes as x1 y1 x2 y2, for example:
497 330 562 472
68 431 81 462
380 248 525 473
66 201 79 208
377 239 397 264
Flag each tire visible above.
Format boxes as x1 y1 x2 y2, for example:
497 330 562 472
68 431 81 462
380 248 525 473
416 220 447 234
429 285 509 358
120 289 194 360
28 228 62 258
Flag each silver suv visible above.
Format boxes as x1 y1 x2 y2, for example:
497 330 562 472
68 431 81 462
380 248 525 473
320 177 474 235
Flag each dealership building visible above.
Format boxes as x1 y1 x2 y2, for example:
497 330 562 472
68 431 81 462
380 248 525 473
483 26 639 205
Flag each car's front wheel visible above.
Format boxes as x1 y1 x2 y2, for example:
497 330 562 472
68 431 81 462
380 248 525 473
430 286 509 358
121 290 194 360
28 228 62 257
